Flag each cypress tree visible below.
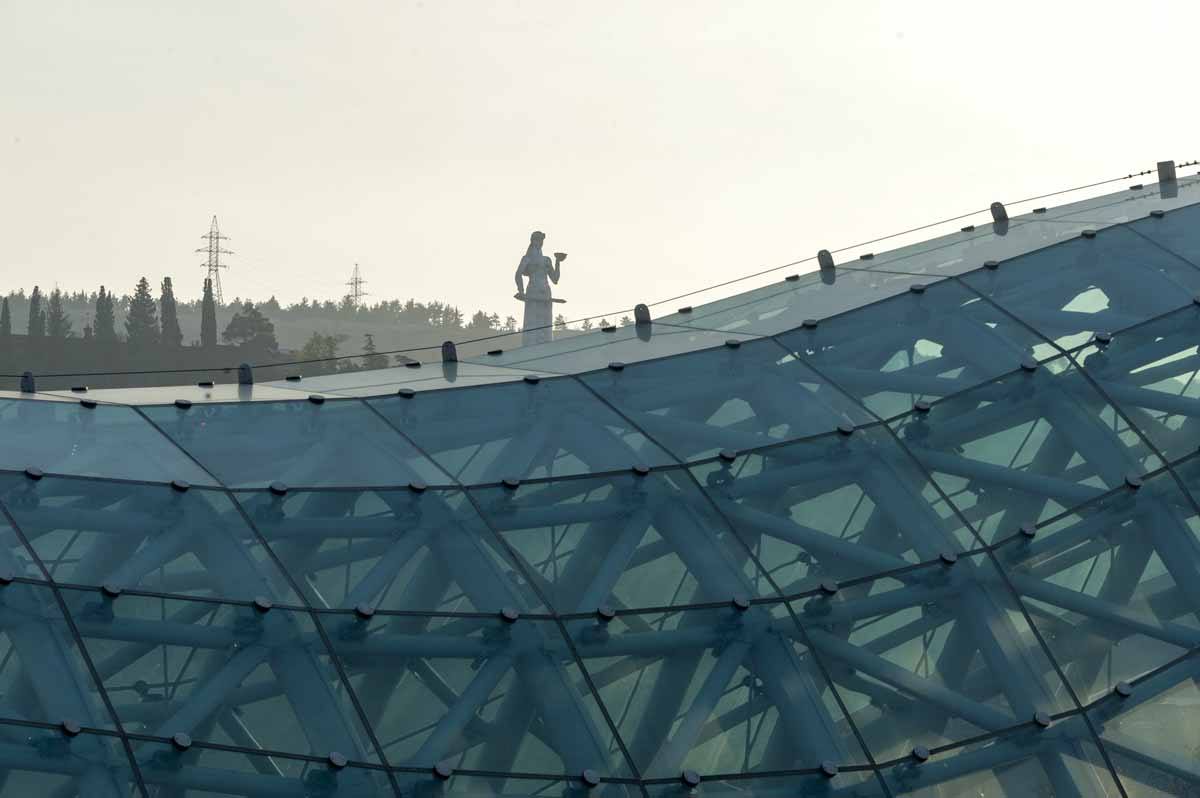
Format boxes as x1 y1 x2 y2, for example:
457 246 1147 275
46 288 73 338
0 297 10 339
200 278 217 349
28 287 45 337
94 287 117 343
125 277 160 349
160 277 182 347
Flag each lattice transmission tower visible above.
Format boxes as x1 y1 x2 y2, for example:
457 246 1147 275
346 263 368 307
196 216 233 304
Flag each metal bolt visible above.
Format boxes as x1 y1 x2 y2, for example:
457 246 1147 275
524 375 540 384
500 607 520 624
1020 522 1038 539
354 604 376 620
1150 210 1166 218
174 399 193 410
678 306 693 314
1114 681 1133 698
725 339 741 349
819 580 840 596
731 595 751 611
681 770 701 788
61 719 81 737
1081 229 1097 239
269 482 288 497
820 760 839 778
837 422 855 436
171 479 190 493
596 606 616 623
433 761 453 780
912 745 930 762
608 361 625 371
101 584 122 599
1033 711 1052 728
913 400 931 413
24 467 43 481
581 769 601 788
171 732 192 751
308 394 325 404
253 596 273 613
983 260 1000 270
802 318 819 329
409 480 427 493
939 551 958 566
632 464 650 476
1125 473 1143 490
328 752 348 769
909 284 926 295
1019 358 1038 373
718 449 738 463
502 477 521 490
397 388 415 398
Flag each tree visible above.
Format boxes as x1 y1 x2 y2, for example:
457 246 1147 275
46 288 73 339
160 277 182 348
598 318 611 329
200 278 217 348
581 318 594 331
0 297 10 339
125 277 160 348
503 316 517 332
299 331 343 375
554 314 568 330
223 301 279 355
619 315 633 327
27 287 45 337
94 287 117 343
362 333 389 370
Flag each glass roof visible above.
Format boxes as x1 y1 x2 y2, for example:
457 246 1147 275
2 175 1200 797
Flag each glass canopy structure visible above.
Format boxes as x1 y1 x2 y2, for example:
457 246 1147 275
2 173 1200 796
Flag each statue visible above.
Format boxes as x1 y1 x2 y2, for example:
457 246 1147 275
514 231 566 346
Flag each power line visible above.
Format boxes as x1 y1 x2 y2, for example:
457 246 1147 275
196 216 233 304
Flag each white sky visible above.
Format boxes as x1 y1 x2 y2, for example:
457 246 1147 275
3 1 1198 322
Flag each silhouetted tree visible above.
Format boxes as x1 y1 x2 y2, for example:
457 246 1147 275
581 318 594 331
94 287 117 343
619 315 633 327
28 287 45 337
362 333 388 370
554 314 568 330
159 277 182 347
223 302 278 355
200 278 217 348
0 297 10 340
125 277 160 348
46 288 73 339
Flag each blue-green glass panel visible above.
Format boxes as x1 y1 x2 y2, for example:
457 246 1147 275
238 487 546 613
960 225 1200 351
1001 466 1200 705
64 589 380 764
644 771 885 797
570 603 866 777
0 398 216 486
133 738 396 796
892 357 1161 544
0 474 299 603
794 552 1072 761
1088 658 1200 797
779 278 1055 419
141 399 445 489
470 469 777 609
883 716 1118 797
694 427 974 593
325 614 634 778
370 377 673 483
580 338 872 462
1072 306 1200 462
0 722 137 797
0 581 113 729
1124 201 1200 267
658 269 928 336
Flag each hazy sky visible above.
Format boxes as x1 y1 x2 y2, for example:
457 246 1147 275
4 1 1198 323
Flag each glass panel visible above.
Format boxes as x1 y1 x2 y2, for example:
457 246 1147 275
265 361 560 397
0 581 113 729
133 738 396 796
41 383 337 405
64 589 380 764
960 225 1200 351
644 770 885 797
326 614 634 778
470 469 777 610
569 603 867 777
0 398 216 485
1124 201 1200 278
0 474 299 603
0 721 137 797
461 323 764 374
658 269 930 337
141 398 445 489
892 357 1162 545
238 487 545 613
580 338 872 462
883 715 1118 797
1072 308 1200 462
1089 659 1200 798
779 278 1056 419
1001 466 1200 706
795 552 1072 761
0 512 40 579
693 428 975 594
370 377 674 483
1019 173 1200 226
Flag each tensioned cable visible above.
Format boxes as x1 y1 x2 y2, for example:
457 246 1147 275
0 164 1184 380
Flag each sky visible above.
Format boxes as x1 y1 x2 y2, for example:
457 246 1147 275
3 1 1199 324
